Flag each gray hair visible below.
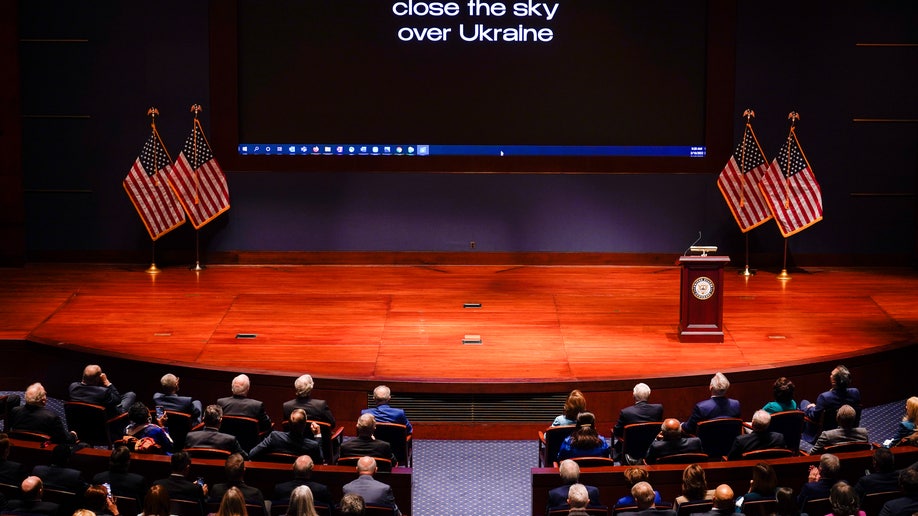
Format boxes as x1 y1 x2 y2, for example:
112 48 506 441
751 410 772 431
633 383 651 402
710 372 730 396
295 374 315 397
558 459 581 484
231 374 250 396
567 483 589 509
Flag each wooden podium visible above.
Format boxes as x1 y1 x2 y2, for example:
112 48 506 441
678 255 730 342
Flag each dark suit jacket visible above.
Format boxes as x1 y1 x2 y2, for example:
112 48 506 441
4 499 60 516
153 474 207 502
31 464 88 495
183 427 249 459
797 478 835 507
217 395 272 432
682 396 742 434
91 470 148 503
153 392 202 424
209 481 265 508
272 478 332 505
879 494 918 516
339 436 395 464
645 437 704 464
804 387 861 419
10 404 76 445
342 475 399 515
248 430 323 464
726 431 786 460
68 382 126 415
613 402 664 439
809 426 869 455
854 470 901 498
283 397 335 427
0 459 25 485
547 483 602 509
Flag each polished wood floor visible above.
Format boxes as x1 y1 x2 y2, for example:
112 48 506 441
2 263 917 383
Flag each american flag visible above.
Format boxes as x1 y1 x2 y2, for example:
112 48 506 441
759 127 823 237
716 123 773 232
123 128 186 240
165 119 230 229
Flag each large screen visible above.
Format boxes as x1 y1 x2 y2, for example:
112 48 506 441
210 0 735 173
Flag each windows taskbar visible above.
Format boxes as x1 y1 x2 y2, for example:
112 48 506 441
237 144 707 158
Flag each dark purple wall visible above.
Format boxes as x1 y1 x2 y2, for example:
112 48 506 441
14 2 918 262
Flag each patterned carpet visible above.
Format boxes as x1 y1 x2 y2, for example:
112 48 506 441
1 393 909 516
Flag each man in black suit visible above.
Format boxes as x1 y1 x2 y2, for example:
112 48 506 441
879 467 918 516
612 382 664 461
547 459 602 511
682 372 742 434
0 433 25 485
152 451 209 503
855 447 900 499
726 410 787 460
339 413 395 465
30 444 87 495
10 383 77 445
4 476 59 516
282 374 336 426
644 418 704 464
208 453 265 510
90 445 147 505
217 374 272 433
272 455 333 507
183 404 249 459
153 373 203 425
249 408 323 464
68 364 136 416
696 484 737 516
618 481 676 516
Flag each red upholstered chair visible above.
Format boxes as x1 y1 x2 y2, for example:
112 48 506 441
538 425 575 467
618 421 663 465
695 418 744 459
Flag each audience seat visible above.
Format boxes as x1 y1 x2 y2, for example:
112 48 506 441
738 448 794 460
63 401 129 448
695 418 743 459
804 405 863 443
184 447 232 460
801 497 832 516
676 499 712 516
739 498 777 516
218 415 263 453
0 482 19 499
373 422 412 467
160 410 194 451
650 452 710 465
538 425 576 467
820 441 874 454
549 506 610 515
861 490 903 515
115 495 140 515
256 452 299 464
7 430 52 443
766 410 805 454
170 498 205 516
363 505 399 516
618 421 663 466
41 487 79 515
568 456 617 468
313 420 343 465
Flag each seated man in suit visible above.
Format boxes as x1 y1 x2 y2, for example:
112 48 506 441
855 447 900 499
619 481 676 516
682 372 741 435
880 467 918 516
342 456 400 515
612 382 664 461
798 453 841 508
339 413 396 465
809 404 869 455
726 410 787 460
152 451 209 504
217 374 272 433
362 385 412 434
90 445 147 504
4 476 59 516
566 483 594 516
249 408 323 464
698 484 736 515
0 433 25 485
183 404 249 459
10 383 77 445
801 364 862 427
547 459 602 511
208 453 265 510
272 455 333 507
153 373 203 425
282 374 336 427
645 418 704 464
68 364 136 416
31 444 88 495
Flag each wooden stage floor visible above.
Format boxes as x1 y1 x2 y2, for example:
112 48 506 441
2 263 917 384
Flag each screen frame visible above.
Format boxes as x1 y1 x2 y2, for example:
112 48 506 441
209 0 736 174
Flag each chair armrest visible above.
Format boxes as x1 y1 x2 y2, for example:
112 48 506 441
330 426 344 442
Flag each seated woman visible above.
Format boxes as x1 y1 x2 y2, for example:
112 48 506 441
124 401 174 453
762 377 797 414
83 484 119 516
615 467 662 508
556 412 610 461
736 462 778 513
891 396 918 446
553 390 586 427
674 463 714 511
828 481 865 516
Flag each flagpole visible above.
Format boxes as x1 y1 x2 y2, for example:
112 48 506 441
776 112 800 281
189 104 206 271
778 238 791 280
145 107 162 275
738 108 757 277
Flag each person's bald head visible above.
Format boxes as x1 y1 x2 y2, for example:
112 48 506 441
21 476 43 501
632 481 656 509
713 484 735 511
356 456 377 475
292 455 315 479
662 418 682 439
289 408 308 433
82 365 103 385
